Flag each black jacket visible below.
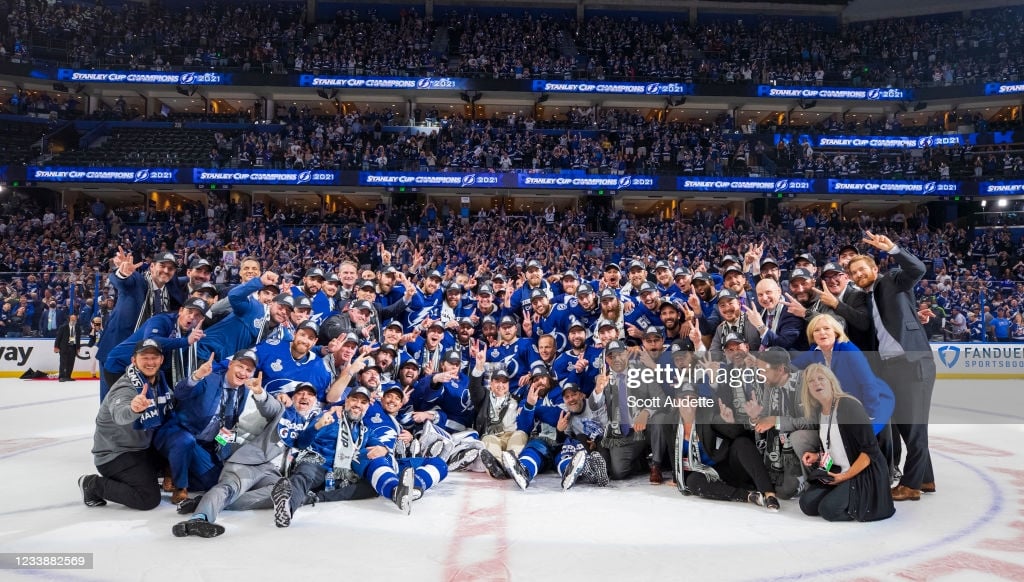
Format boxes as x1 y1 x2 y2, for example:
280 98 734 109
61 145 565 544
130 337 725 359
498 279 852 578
829 397 896 522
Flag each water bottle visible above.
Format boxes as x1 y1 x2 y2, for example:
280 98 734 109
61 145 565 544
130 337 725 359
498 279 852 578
324 469 335 491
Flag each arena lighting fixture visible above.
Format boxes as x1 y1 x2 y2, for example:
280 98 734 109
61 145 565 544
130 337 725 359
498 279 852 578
998 199 1008 207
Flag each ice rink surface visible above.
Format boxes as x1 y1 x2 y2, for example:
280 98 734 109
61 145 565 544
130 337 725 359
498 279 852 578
2 377 1023 582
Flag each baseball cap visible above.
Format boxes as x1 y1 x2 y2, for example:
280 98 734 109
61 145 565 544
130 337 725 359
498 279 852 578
723 333 744 346
674 267 692 278
838 244 859 256
427 270 443 281
133 338 163 357
382 384 405 398
671 337 695 353
597 318 617 330
181 297 209 313
525 260 543 271
457 317 475 328
576 283 594 297
723 265 744 277
628 260 645 271
357 279 376 290
195 282 219 297
350 299 372 312
341 332 361 345
427 319 445 330
481 315 497 327
296 320 319 337
294 296 312 310
659 298 682 312
324 272 341 283
442 349 462 364
638 282 657 294
152 251 178 265
567 317 587 331
378 343 399 356
822 262 843 275
643 326 662 338
717 288 740 301
347 385 374 401
476 284 494 296
304 268 326 279
445 283 463 295
600 288 618 300
790 268 814 282
655 260 671 271
491 368 510 381
796 253 816 266
498 315 518 327
562 270 579 281
530 288 548 301
562 382 583 393
290 383 318 397
760 257 779 268
604 263 621 272
721 254 741 266
273 294 295 309
232 348 259 367
756 346 794 369
529 365 551 379
189 258 212 270
692 271 712 283
604 339 627 353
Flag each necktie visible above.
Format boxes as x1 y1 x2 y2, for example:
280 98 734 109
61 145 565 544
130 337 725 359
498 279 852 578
153 288 164 315
866 291 880 351
69 324 75 345
760 309 775 351
222 390 239 426
617 373 632 436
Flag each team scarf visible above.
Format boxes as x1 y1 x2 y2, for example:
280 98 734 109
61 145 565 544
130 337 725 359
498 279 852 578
331 412 365 480
168 325 197 388
124 364 171 431
673 417 720 491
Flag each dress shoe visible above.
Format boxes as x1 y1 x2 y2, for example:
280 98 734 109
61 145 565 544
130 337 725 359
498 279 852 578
921 482 936 493
649 463 663 485
891 484 921 501
171 488 189 504
162 474 175 492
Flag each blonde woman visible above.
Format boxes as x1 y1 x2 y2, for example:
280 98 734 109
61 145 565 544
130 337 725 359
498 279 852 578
799 364 895 522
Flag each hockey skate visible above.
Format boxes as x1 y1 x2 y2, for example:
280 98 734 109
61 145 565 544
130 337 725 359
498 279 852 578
501 451 530 491
391 467 415 515
561 450 587 492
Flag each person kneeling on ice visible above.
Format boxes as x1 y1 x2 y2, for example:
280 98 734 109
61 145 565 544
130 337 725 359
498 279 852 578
363 384 449 502
79 339 174 511
171 378 317 538
672 384 780 512
500 364 565 490
270 385 415 527
472 367 528 480
555 380 610 491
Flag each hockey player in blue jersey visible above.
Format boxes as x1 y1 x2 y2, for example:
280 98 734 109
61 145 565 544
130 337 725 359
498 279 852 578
404 269 444 330
171 379 319 538
270 385 415 526
552 318 602 395
528 289 571 352
254 320 334 401
101 297 209 397
489 315 535 394
509 260 551 317
418 348 479 434
404 319 454 371
290 268 325 301
500 365 565 490
363 384 448 502
623 282 665 344
555 380 610 491
196 271 290 362
566 284 601 331
463 283 503 324
550 270 580 304
309 271 341 325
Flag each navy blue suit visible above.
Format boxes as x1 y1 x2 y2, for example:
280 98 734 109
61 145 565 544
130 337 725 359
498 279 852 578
154 371 248 491
96 271 187 364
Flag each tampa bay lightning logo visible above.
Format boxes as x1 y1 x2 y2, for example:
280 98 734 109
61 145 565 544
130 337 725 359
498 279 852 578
774 179 789 192
461 174 476 187
133 169 150 182
416 78 431 89
297 171 312 184
617 176 632 189
867 89 881 100
918 136 933 148
180 73 195 84
937 345 961 368
645 83 661 95
922 182 937 195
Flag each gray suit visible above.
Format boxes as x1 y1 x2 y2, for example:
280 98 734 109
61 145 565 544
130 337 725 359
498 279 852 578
602 363 655 479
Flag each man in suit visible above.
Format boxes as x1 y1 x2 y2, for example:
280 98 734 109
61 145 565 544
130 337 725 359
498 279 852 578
154 349 257 504
54 313 80 381
39 300 69 338
847 231 936 502
746 278 806 351
811 262 872 350
95 249 188 392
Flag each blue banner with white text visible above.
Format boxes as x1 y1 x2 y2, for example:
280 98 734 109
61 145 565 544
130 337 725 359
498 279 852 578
27 166 179 183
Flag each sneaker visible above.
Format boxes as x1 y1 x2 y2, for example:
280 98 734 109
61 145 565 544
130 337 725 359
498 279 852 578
172 518 225 538
77 474 106 507
561 450 588 492
479 449 507 479
764 494 781 513
391 467 414 515
271 478 293 528
447 447 480 472
501 451 530 491
176 495 203 515
588 452 610 487
748 491 764 506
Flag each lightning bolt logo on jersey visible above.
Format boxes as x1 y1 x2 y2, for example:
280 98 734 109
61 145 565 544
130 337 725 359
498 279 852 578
404 288 443 329
254 339 333 401
534 303 571 352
